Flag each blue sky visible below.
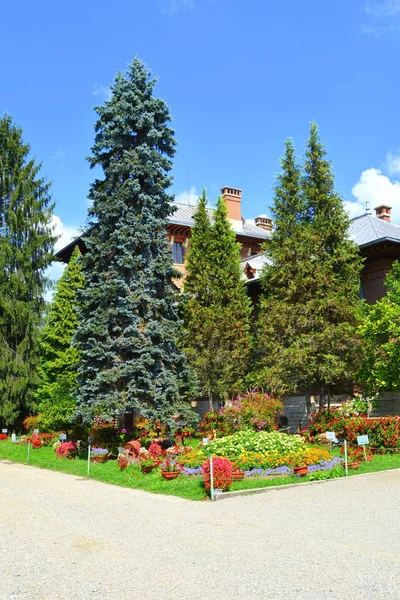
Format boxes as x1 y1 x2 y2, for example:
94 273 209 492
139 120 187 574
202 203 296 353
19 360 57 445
2 0 400 266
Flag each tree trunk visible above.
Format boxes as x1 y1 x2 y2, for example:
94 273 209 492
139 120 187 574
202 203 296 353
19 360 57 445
208 391 213 412
305 388 312 416
319 386 325 411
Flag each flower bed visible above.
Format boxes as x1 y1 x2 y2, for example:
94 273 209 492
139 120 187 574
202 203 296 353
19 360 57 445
309 410 400 452
207 430 305 458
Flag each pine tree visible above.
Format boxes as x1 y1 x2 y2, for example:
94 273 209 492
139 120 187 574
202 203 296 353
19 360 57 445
36 247 84 431
74 58 195 428
256 127 362 408
183 194 252 409
0 115 55 425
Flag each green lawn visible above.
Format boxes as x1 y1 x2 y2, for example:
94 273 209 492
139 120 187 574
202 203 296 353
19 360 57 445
1 441 400 501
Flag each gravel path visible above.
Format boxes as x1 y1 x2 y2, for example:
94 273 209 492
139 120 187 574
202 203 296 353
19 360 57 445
1 461 400 600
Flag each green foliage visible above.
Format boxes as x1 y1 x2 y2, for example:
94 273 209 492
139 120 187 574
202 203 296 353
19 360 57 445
36 247 84 432
0 115 55 425
183 193 252 407
357 261 400 394
207 430 305 458
255 126 362 401
74 58 196 429
200 391 283 436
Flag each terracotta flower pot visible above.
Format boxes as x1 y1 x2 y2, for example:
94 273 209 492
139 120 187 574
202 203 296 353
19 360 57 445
232 470 245 480
293 466 308 477
94 455 107 463
349 461 361 470
141 465 155 474
161 471 180 480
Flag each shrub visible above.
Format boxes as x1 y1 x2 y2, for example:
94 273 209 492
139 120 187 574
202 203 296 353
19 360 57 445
148 443 163 459
22 415 40 432
201 391 283 437
202 457 233 492
27 437 43 449
55 441 76 457
309 410 400 452
207 430 305 459
0 433 8 441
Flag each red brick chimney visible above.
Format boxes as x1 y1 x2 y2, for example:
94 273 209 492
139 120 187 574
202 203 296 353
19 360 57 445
221 187 242 221
255 214 273 232
375 205 392 222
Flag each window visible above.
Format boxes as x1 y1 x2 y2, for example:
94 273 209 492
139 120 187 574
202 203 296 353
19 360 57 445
172 241 184 264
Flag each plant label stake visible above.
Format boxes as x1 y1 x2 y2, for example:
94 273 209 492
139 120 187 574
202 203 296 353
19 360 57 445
357 435 369 462
209 454 214 501
2 428 7 434
59 433 67 441
344 440 348 476
325 431 336 452
27 441 31 463
87 444 91 476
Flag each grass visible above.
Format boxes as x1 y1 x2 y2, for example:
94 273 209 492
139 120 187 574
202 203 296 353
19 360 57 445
1 441 400 501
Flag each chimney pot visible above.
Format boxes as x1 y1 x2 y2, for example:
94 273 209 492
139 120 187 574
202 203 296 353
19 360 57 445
221 186 242 221
374 205 392 222
255 215 273 232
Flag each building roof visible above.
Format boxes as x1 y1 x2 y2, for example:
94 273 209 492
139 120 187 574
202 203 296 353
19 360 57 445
241 213 400 284
170 202 270 240
349 213 400 247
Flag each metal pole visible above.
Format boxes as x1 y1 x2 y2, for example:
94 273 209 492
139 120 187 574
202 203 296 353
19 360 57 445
363 444 368 463
344 440 348 476
87 444 91 476
209 454 214 501
27 441 30 463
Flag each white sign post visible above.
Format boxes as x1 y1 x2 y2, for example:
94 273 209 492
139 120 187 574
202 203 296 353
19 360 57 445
325 431 337 452
59 433 67 442
2 428 7 434
357 435 369 462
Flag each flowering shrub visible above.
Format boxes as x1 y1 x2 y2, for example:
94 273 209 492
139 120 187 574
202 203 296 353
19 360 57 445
56 441 76 457
118 454 129 470
148 443 163 459
201 391 283 437
310 410 400 452
202 457 233 492
27 437 43 449
38 433 56 445
22 415 40 432
134 416 167 444
208 430 305 459
0 433 8 441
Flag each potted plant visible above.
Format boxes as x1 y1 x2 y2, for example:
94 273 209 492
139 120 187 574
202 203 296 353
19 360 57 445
231 462 245 480
160 459 181 480
140 457 157 474
56 441 76 459
90 447 109 463
293 465 308 477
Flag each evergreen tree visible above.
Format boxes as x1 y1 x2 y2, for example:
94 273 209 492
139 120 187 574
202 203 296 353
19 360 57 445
36 247 84 431
74 58 195 428
357 262 400 395
183 194 252 410
0 115 55 425
256 126 362 409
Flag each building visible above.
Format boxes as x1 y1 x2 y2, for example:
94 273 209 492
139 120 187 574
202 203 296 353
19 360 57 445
241 204 400 304
56 187 270 280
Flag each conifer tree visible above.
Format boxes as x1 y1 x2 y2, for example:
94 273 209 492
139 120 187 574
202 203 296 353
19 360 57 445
74 58 195 428
36 247 84 431
0 115 55 425
183 194 252 409
256 126 362 408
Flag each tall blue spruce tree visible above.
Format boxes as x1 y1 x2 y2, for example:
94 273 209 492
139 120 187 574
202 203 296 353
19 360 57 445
74 58 196 429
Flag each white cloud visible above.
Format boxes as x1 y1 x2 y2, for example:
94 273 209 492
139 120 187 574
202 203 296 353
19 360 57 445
366 0 400 18
92 84 112 100
45 216 80 302
158 0 195 16
386 151 400 176
174 186 199 205
346 167 400 223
